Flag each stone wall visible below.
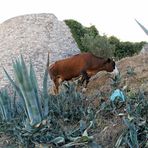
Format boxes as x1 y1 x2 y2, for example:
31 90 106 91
0 13 80 90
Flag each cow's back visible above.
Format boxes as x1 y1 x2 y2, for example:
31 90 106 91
52 53 93 80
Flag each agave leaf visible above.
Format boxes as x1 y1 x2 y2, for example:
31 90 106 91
3 68 24 100
135 19 148 36
123 118 139 148
0 90 12 121
80 120 87 134
123 118 131 129
67 136 81 142
61 141 82 147
19 55 32 91
82 121 93 137
42 68 49 117
0 95 7 120
3 67 29 119
13 59 23 84
30 63 43 118
115 130 126 148
50 136 65 145
129 125 139 148
127 114 134 121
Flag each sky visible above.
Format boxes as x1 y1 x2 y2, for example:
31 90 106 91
0 0 148 42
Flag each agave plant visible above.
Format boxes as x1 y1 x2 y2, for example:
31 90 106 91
3 55 49 127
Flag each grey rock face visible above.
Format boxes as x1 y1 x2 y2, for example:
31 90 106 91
0 13 80 89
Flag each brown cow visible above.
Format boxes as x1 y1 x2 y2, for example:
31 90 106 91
48 52 119 94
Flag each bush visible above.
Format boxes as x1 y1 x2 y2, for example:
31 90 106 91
109 36 146 59
81 34 114 57
65 19 99 52
65 19 146 59
64 19 87 51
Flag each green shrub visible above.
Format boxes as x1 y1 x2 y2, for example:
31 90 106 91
109 36 146 59
65 19 146 59
64 19 87 51
81 34 114 57
65 19 99 52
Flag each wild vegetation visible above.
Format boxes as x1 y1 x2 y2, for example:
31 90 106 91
0 53 147 147
65 19 146 59
0 56 98 147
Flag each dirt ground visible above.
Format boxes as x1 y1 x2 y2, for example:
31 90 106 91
0 53 148 147
85 53 148 147
87 53 148 95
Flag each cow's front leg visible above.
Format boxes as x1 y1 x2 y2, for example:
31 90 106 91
54 76 64 94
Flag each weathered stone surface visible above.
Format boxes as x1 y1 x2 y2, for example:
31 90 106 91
0 13 80 90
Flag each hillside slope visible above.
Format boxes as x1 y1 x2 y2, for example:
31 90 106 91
0 53 147 147
87 53 148 96
85 53 148 147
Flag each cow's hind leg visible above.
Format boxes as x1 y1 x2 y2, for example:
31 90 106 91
81 71 90 88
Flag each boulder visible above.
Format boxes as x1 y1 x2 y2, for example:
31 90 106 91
0 13 80 90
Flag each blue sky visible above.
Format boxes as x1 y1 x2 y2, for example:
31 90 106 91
0 0 148 42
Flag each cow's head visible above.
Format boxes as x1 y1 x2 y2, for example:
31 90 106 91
104 58 119 76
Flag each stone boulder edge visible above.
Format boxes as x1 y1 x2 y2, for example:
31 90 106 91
0 13 80 90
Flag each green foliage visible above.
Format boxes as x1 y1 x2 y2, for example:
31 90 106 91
85 25 99 37
126 66 136 76
115 90 147 148
4 56 46 126
65 19 99 52
65 19 146 59
81 34 114 57
64 19 87 51
109 36 146 59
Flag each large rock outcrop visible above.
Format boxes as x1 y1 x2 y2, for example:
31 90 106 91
0 13 80 89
